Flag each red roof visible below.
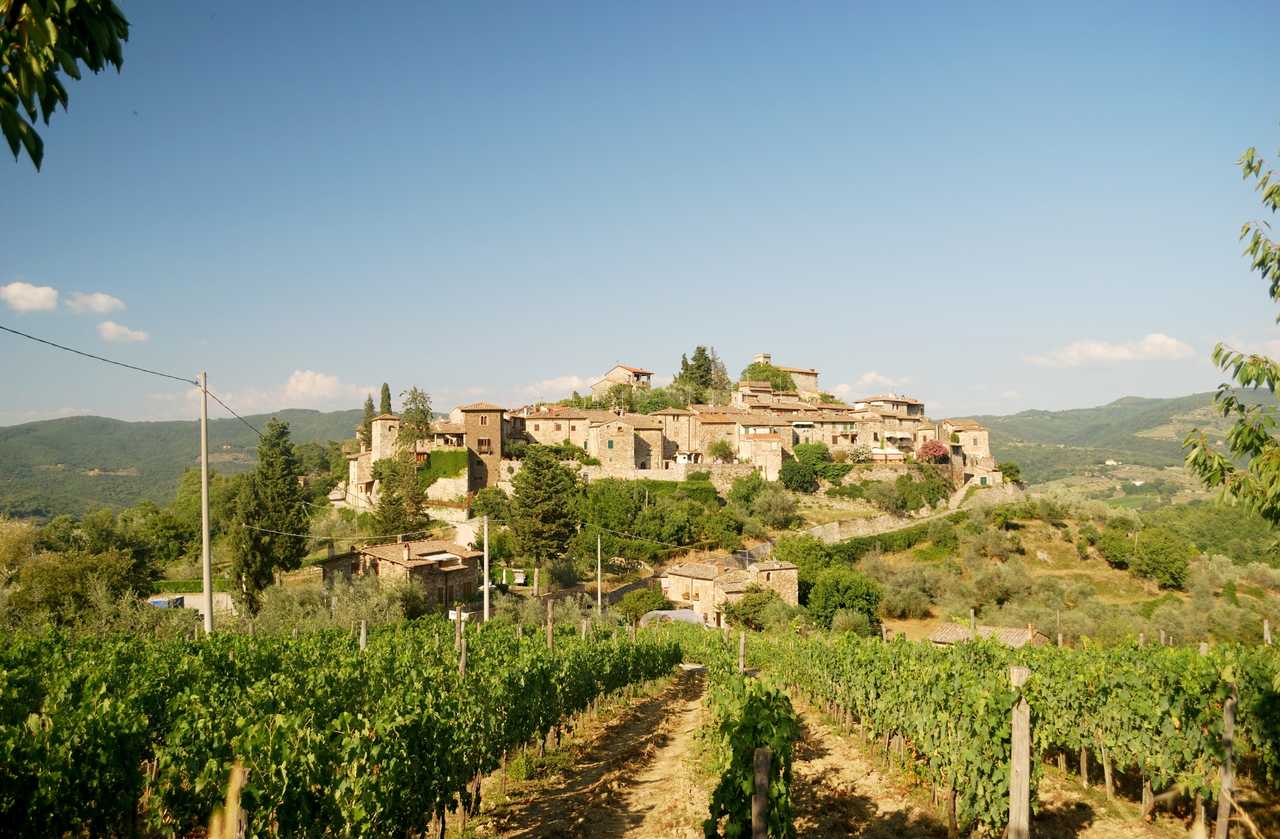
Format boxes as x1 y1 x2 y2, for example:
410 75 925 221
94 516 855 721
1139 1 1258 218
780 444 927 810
457 402 506 412
618 365 654 375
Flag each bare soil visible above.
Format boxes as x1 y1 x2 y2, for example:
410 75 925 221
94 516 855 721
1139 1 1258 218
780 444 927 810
478 668 709 838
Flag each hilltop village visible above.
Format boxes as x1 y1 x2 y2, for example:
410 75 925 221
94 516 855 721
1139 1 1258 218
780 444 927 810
331 352 1002 512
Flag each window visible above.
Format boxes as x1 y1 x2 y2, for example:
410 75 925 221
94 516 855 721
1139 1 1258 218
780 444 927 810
555 423 562 431
533 423 540 431
692 590 700 601
607 440 614 449
477 437 492 454
479 415 488 426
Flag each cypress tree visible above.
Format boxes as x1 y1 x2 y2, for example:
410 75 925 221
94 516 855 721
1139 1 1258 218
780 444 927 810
510 445 580 565
379 382 393 415
228 419 309 613
359 394 375 448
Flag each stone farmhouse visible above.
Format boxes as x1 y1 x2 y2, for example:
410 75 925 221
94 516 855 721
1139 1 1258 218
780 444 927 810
590 364 653 400
660 557 799 628
331 354 1003 511
321 539 480 606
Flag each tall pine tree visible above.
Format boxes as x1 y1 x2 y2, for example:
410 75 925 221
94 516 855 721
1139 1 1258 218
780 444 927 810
510 445 580 566
379 382 393 415
228 419 309 613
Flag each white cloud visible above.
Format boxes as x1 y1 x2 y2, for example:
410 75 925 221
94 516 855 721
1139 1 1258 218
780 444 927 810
850 371 911 391
1001 389 1022 400
145 370 371 418
520 374 591 399
0 281 58 312
1025 333 1193 368
97 320 148 343
66 291 125 314
284 370 343 401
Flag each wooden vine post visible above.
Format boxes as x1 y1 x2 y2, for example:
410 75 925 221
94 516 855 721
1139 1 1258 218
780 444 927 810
739 631 746 673
459 632 467 677
359 620 367 652
1264 619 1272 646
752 746 771 839
1009 665 1031 839
1215 683 1238 839
454 605 463 651
546 599 554 650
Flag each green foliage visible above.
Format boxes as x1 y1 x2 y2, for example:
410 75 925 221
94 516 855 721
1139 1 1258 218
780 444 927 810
360 395 375 448
721 586 788 632
615 587 671 624
1097 522 1134 569
1 0 130 170
687 470 711 482
470 487 510 522
416 449 468 487
673 346 716 402
510 445 581 564
704 675 799 839
372 453 430 537
999 461 1022 483
0 621 680 835
1145 501 1280 567
378 383 392 415
727 472 765 507
227 420 310 614
1186 138 1280 521
397 387 433 448
778 460 817 493
807 567 882 629
707 439 735 463
773 535 833 604
1132 529 1194 589
750 483 799 529
739 362 797 393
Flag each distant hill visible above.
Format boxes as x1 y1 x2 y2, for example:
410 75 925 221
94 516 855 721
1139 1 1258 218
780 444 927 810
973 390 1272 484
0 409 361 518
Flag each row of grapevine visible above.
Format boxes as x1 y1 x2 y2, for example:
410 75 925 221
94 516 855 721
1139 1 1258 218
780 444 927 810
652 624 801 838
0 620 680 836
743 633 1280 834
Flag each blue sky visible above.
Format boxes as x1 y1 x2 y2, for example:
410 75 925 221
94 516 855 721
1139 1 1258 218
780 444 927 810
2 0 1278 425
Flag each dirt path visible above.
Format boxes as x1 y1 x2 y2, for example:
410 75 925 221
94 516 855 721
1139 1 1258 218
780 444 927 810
791 701 948 838
483 667 709 838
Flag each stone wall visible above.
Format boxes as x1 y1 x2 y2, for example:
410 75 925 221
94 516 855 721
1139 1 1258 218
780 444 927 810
426 475 469 502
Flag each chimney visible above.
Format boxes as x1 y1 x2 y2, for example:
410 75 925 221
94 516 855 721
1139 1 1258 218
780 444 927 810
403 543 411 562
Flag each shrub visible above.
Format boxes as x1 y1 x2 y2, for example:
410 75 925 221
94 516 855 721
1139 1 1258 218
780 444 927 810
615 587 672 624
470 487 510 522
722 586 786 631
707 439 736 463
1097 525 1134 569
999 461 1022 483
1133 529 1194 590
831 608 874 636
793 442 832 469
817 462 853 483
728 472 765 507
750 484 799 529
773 535 834 604
916 440 949 463
808 567 882 629
779 460 818 493
826 482 865 501
687 470 711 482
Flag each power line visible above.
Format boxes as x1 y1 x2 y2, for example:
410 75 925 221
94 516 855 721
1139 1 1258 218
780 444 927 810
0 323 197 385
204 387 264 438
241 523 434 541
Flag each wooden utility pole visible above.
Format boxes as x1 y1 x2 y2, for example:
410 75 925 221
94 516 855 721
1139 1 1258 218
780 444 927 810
198 371 213 635
752 747 771 839
596 533 603 616
1009 666 1031 839
1215 685 1237 839
482 516 490 622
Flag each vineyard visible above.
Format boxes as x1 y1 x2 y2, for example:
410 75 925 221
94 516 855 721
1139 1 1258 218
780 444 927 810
743 632 1280 835
0 620 680 836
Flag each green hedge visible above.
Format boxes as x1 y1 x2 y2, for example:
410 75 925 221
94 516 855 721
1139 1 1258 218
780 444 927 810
417 449 469 488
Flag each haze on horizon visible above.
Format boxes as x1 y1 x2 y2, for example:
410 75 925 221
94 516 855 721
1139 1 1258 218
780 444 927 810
2 1 1277 427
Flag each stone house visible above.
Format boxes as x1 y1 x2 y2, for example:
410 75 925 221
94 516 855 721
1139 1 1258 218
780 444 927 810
590 364 654 400
660 558 800 628
651 407 696 461
517 406 593 449
940 418 1002 487
588 413 664 470
751 352 820 398
323 539 481 608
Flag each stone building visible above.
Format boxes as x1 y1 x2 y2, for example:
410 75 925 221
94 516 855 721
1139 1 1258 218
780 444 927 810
322 539 480 608
660 558 800 628
457 402 505 491
590 364 654 399
751 352 820 398
940 418 1002 487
